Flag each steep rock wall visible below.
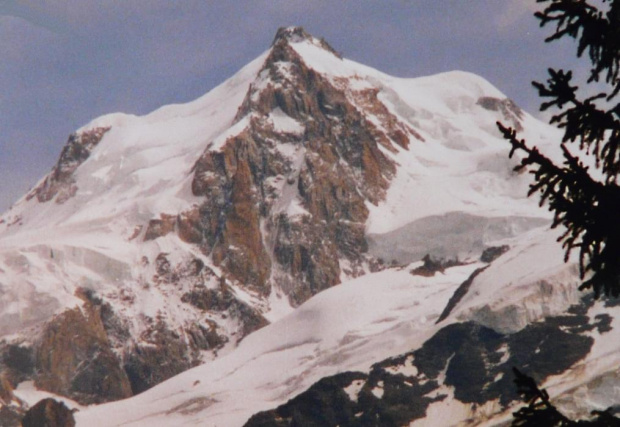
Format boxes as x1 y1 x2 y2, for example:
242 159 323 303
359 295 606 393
187 28 421 305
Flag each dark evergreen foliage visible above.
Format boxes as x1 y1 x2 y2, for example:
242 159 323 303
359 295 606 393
511 368 620 426
506 4 620 425
497 0 620 298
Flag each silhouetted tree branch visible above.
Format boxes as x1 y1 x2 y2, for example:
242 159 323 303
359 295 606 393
498 0 620 298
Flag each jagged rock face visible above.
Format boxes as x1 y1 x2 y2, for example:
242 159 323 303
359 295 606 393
82 284 202 397
34 303 132 405
5 252 259 402
188 27 420 304
115 252 266 394
123 321 196 395
190 130 282 292
152 252 267 340
28 127 110 204
181 280 268 339
21 398 75 427
120 253 262 394
11 273 231 401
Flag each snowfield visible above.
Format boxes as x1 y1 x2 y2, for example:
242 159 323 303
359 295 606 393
72 228 617 427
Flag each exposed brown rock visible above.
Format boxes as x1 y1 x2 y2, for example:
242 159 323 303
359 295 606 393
231 299 270 339
128 225 143 241
148 252 267 345
272 215 341 305
76 288 133 352
0 373 14 405
191 126 288 291
343 84 424 147
34 305 132 404
182 283 231 312
151 253 216 288
21 398 75 427
360 142 386 195
133 28 413 309
77 276 232 397
154 252 173 278
212 152 272 292
185 30 414 305
177 207 203 244
144 213 176 241
0 29 437 423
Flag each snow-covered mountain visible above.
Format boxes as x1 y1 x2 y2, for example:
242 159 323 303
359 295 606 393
1 27 618 426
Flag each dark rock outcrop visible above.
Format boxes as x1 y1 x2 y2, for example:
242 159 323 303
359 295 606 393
0 373 19 424
477 96 523 131
0 345 31 424
0 343 34 386
0 405 23 427
181 282 268 340
480 245 510 263
123 321 195 395
245 301 600 426
28 127 111 204
410 254 465 277
21 398 75 427
436 266 489 323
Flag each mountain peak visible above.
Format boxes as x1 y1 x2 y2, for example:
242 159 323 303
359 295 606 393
272 26 312 45
271 26 342 59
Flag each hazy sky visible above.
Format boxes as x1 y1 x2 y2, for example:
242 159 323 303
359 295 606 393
0 1 580 212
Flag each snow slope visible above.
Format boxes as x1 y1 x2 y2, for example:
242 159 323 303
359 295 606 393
74 228 616 427
75 263 482 426
0 30 555 322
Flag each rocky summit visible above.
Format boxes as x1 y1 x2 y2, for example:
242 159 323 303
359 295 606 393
0 27 618 426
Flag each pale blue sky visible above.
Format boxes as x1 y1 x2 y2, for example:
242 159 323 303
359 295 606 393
0 1 578 212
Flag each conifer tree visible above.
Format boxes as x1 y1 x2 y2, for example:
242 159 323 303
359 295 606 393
497 0 620 298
